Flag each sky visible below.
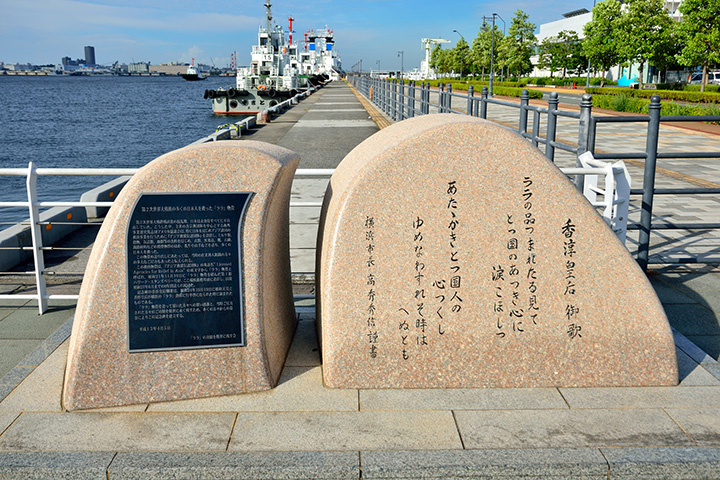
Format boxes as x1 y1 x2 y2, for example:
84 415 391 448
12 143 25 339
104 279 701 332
1 0 591 70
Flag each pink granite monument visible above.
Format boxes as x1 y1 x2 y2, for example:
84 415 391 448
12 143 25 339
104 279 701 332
63 141 299 410
316 114 678 388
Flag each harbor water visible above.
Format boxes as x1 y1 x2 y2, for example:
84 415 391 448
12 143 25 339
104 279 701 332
0 75 240 224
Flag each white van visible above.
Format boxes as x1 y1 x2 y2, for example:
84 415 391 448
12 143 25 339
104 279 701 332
688 71 720 85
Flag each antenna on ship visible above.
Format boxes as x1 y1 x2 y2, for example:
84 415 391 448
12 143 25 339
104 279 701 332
264 1 273 33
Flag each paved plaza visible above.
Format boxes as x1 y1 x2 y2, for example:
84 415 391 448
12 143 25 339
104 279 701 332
0 81 719 478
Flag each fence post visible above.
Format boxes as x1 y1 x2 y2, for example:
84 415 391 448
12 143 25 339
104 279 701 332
519 89 529 134
438 83 444 113
25 162 48 314
532 111 540 148
575 93 593 191
467 85 474 116
399 80 405 120
409 81 416 118
424 83 430 114
637 95 662 271
545 92 559 162
480 87 488 119
392 80 398 120
446 84 453 113
384 78 391 116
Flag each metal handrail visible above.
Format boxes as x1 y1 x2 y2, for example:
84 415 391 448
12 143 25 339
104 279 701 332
0 156 629 313
349 75 720 270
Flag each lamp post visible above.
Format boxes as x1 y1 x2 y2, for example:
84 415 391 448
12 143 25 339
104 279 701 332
585 0 597 88
453 30 465 80
397 51 404 81
482 14 503 97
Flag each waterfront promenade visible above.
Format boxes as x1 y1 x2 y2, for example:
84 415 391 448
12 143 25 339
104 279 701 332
1 81 720 478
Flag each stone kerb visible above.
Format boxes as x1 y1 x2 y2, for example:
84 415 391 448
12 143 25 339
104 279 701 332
63 141 299 410
316 114 679 389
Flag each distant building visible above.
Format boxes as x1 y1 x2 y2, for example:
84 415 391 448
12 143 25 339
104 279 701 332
84 46 96 66
128 62 150 74
530 1 686 83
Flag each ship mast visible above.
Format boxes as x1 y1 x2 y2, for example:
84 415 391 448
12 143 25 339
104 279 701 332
264 1 273 34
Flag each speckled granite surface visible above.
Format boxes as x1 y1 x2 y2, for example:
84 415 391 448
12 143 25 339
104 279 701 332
317 114 679 388
63 141 299 410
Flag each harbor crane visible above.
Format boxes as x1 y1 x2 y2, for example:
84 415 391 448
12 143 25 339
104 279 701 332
420 38 450 79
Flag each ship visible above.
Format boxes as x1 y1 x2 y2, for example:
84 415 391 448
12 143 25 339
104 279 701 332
204 1 342 115
181 59 205 81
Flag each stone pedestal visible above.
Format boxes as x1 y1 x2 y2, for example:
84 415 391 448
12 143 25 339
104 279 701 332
63 141 299 410
316 114 678 388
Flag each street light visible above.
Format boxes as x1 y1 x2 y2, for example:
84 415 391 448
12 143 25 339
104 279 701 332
483 13 505 97
585 0 598 88
397 51 404 81
453 30 465 80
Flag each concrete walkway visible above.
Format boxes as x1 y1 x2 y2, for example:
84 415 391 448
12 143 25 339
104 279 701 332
1 81 720 478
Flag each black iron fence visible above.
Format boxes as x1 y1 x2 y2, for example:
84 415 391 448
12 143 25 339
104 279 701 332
349 75 720 269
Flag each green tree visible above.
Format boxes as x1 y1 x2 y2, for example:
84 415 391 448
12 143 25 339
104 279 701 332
452 37 470 78
430 44 451 75
556 30 586 78
538 36 563 78
470 21 503 80
616 0 674 88
582 0 622 86
500 10 537 79
677 0 720 92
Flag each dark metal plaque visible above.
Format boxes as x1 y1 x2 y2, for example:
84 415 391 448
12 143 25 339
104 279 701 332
126 192 252 352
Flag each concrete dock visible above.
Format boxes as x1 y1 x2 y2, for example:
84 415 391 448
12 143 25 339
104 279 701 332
1 81 720 478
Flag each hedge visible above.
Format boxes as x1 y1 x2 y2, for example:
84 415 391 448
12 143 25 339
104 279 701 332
527 76 617 87
591 94 720 119
586 87 720 104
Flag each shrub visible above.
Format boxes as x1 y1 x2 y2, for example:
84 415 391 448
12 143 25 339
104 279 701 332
591 94 720 120
586 87 720 104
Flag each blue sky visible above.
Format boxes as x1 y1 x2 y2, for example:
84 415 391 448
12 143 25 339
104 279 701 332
1 0 589 69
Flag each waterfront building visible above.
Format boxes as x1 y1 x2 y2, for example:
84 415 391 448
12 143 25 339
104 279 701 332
84 46 96 66
530 1 686 84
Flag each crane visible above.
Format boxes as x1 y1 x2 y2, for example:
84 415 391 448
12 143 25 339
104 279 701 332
420 38 450 79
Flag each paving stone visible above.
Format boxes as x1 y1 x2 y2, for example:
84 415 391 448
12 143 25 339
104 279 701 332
665 408 720 446
0 411 19 434
674 329 717 365
0 342 67 412
108 451 359 479
677 348 720 386
663 304 719 336
454 409 693 449
148 366 357 412
284 318 321 367
0 340 37 379
559 385 720 408
602 447 720 479
228 411 462 451
361 448 608 479
649 278 697 304
685 335 720 361
359 388 567 411
0 304 74 339
0 412 236 451
0 367 32 399
0 452 114 480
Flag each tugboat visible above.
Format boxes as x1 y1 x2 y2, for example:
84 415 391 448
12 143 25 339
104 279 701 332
181 59 205 81
298 27 343 80
204 1 302 115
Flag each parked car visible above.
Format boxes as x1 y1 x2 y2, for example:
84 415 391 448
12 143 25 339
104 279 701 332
688 71 720 85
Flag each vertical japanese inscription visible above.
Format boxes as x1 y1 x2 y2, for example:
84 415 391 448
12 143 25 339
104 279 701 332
562 218 582 339
127 193 252 352
365 215 378 358
494 176 540 337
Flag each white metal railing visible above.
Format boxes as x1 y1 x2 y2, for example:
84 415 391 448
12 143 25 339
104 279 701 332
0 159 628 314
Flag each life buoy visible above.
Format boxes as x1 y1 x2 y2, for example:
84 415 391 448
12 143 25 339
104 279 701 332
257 84 267 91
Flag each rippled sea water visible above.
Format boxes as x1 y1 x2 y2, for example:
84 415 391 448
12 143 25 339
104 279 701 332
0 75 237 223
